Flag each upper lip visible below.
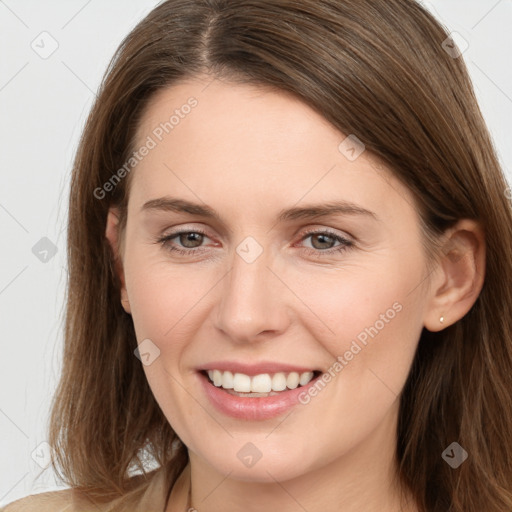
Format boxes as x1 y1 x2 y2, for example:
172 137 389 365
198 361 320 376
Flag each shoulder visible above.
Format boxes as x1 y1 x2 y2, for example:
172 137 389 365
1 466 175 512
1 488 106 512
2 489 73 511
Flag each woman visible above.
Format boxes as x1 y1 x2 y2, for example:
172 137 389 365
4 0 512 510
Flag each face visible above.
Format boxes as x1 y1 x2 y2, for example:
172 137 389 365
107 76 433 483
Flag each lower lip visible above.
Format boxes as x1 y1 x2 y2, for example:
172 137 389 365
198 371 321 421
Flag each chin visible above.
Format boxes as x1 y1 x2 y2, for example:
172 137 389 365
191 437 327 484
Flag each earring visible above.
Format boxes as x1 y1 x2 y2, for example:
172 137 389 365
440 316 444 324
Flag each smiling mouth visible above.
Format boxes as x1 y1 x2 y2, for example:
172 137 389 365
201 369 323 397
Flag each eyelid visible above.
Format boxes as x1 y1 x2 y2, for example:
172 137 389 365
298 226 353 242
160 225 212 240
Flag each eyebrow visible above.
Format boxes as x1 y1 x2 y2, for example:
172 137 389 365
140 196 378 223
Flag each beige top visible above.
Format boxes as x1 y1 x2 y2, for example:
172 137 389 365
1 463 191 512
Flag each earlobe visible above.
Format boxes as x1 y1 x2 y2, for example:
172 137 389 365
423 219 486 332
105 207 131 314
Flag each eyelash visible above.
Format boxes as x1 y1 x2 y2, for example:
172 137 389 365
155 227 354 258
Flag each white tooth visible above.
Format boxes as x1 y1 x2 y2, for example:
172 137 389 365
210 369 315 393
286 372 300 389
233 372 252 392
213 369 223 387
251 374 272 393
299 371 314 386
222 371 234 389
271 372 287 391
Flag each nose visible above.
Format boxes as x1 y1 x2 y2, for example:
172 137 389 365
214 243 291 344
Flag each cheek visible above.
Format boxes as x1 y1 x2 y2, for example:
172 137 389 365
124 247 212 340
124 254 209 434
288 273 421 459
293 256 423 393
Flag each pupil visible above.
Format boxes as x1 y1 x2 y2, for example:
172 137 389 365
313 234 333 249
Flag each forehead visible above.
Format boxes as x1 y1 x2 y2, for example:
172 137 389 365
129 78 417 225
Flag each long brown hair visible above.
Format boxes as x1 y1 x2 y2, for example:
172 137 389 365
48 0 512 510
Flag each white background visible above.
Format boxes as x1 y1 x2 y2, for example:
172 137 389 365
1 0 511 505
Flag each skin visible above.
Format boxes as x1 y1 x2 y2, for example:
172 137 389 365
105 75 485 512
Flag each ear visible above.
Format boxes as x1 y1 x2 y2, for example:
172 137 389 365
423 219 485 332
105 206 131 314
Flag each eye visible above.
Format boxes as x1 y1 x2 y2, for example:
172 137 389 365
156 228 211 256
298 229 354 257
154 227 354 258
